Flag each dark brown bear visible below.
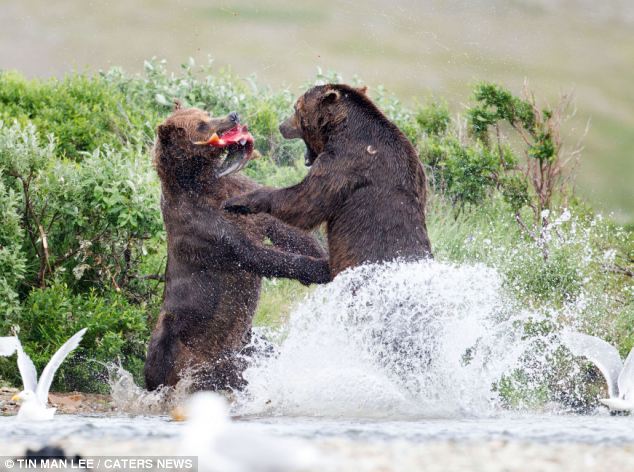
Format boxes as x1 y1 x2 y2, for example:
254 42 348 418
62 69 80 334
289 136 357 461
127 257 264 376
223 84 432 277
145 105 330 391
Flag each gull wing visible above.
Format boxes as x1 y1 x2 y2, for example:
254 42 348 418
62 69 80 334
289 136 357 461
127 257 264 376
561 330 623 398
618 347 634 401
599 397 634 411
35 328 87 405
15 339 38 394
0 337 18 356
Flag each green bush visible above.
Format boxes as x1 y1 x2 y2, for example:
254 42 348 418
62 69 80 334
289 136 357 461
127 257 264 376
0 283 149 392
466 81 578 221
0 121 162 294
423 138 501 205
415 100 451 136
0 72 152 158
0 118 160 391
0 178 26 318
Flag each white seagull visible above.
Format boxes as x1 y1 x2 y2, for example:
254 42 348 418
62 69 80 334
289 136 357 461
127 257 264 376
0 328 87 420
180 392 319 472
562 330 634 411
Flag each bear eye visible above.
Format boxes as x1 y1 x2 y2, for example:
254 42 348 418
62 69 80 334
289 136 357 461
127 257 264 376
197 121 209 132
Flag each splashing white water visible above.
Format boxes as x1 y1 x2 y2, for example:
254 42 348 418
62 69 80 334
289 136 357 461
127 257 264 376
108 363 194 414
237 260 563 419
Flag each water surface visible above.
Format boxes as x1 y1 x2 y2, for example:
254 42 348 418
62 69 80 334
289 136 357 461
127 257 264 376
2 413 634 447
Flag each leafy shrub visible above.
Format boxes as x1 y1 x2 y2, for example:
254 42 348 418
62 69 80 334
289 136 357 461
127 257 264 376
467 82 580 221
415 100 451 136
0 119 161 391
0 283 149 392
421 137 501 206
0 72 151 158
0 178 26 317
0 121 161 293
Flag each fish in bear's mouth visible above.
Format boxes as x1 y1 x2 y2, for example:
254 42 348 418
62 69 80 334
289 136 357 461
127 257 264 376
195 124 256 178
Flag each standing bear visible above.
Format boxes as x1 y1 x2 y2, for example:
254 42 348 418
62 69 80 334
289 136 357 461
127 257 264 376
145 105 330 392
224 84 432 276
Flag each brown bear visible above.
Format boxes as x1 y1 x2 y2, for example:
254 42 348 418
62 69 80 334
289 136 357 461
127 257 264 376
145 105 330 392
223 84 432 277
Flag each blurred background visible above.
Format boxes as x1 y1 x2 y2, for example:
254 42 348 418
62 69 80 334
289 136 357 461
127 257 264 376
1 0 632 222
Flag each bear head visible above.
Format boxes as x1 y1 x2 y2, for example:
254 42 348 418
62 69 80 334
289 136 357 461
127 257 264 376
279 84 368 166
154 104 254 193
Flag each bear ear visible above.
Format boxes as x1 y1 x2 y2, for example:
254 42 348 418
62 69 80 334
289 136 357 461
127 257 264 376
173 99 182 111
322 88 341 104
157 123 186 144
356 85 368 95
157 124 173 144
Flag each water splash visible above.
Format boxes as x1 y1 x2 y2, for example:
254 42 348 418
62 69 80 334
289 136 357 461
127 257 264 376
107 363 193 414
237 260 566 418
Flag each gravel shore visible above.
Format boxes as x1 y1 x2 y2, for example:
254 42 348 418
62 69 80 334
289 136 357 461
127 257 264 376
0 387 113 415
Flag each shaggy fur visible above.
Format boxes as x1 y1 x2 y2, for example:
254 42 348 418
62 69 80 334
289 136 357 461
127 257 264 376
145 107 330 391
223 84 432 276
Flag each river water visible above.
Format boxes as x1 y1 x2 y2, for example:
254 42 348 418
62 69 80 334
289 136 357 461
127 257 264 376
1 413 634 445
2 413 634 472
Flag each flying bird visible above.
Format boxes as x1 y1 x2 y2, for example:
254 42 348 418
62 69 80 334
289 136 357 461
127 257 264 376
180 392 319 472
0 328 87 421
562 330 634 411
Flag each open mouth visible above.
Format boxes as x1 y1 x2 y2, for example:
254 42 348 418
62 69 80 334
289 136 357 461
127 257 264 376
195 125 256 178
304 147 317 167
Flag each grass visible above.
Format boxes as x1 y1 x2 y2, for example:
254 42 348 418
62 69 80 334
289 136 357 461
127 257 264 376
254 279 313 329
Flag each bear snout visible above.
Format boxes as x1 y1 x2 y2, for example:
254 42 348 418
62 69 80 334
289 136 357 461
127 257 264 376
279 115 302 140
